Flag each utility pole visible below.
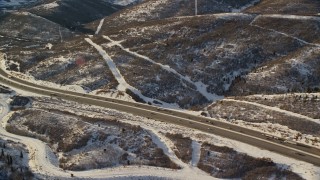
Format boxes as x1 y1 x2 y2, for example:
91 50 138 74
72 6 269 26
195 0 198 16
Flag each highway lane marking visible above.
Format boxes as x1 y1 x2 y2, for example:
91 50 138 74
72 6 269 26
1 73 320 164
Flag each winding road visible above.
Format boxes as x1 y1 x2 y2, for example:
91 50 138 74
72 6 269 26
1 11 320 179
0 78 213 179
0 66 320 170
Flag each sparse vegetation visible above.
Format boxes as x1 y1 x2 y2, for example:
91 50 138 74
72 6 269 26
236 94 320 119
0 0 319 179
165 133 192 163
0 139 34 180
6 98 179 171
197 142 302 179
0 85 13 94
207 99 320 137
9 96 31 110
245 0 320 15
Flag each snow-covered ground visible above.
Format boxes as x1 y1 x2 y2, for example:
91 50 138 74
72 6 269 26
207 95 320 148
0 92 213 179
85 38 180 108
107 0 142 6
250 15 320 47
33 1 59 10
0 84 319 179
0 53 85 93
134 118 320 180
0 52 136 102
5 103 213 179
95 19 105 35
224 98 320 125
1 5 320 178
102 35 222 101
94 101 320 180
232 0 261 13
259 14 320 21
191 141 201 167
0 0 38 8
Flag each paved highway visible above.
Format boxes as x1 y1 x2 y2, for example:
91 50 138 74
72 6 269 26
0 68 320 167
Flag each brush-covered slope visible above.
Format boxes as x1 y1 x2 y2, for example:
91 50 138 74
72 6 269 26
1 0 320 109
245 0 320 16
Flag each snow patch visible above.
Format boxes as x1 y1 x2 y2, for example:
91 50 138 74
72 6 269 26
232 0 261 13
109 0 142 6
85 38 179 108
38 1 59 10
45 43 53 50
250 15 320 47
223 98 320 125
0 54 87 94
103 36 222 101
191 141 201 167
95 18 105 35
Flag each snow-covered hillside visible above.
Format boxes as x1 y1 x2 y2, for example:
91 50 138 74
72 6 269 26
1 0 320 178
105 0 143 6
2 0 320 109
0 0 39 9
0 87 318 179
245 0 320 15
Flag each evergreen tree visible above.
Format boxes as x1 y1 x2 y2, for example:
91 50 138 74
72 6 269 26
6 154 9 165
10 156 13 165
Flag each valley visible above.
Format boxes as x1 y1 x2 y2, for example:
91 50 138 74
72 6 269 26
0 0 320 179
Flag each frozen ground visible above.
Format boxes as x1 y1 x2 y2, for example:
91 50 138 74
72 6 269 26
0 1 320 179
0 91 212 179
0 88 318 179
106 0 143 6
0 0 39 9
207 95 320 149
1 49 320 179
85 38 180 108
102 35 222 102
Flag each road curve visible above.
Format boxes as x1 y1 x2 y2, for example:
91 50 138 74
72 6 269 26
0 89 213 179
0 68 320 167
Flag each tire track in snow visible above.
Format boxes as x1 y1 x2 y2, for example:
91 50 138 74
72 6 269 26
95 18 105 35
231 0 261 13
146 128 213 179
103 35 222 101
250 15 320 48
147 129 188 168
260 14 320 21
191 141 201 167
0 96 65 178
85 38 179 108
0 94 215 179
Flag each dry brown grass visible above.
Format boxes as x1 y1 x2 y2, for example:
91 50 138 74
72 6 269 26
237 94 320 119
207 100 320 136
228 45 320 96
253 15 320 43
245 0 320 15
197 142 302 179
243 166 303 180
7 102 181 170
165 133 192 163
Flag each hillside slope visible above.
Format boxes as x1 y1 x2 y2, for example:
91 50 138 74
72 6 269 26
1 0 320 109
245 0 320 15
